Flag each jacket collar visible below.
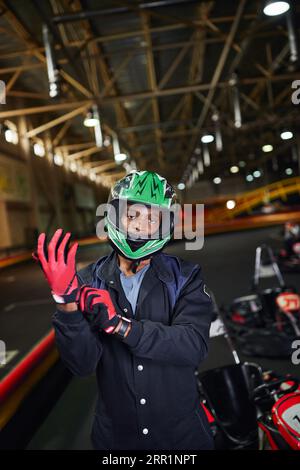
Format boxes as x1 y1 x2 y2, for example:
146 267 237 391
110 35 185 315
95 250 174 284
151 252 174 283
95 250 119 283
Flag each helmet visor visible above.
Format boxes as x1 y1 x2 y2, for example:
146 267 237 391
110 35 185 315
107 198 175 241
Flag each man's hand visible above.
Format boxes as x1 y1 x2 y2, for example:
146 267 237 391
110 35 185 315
77 286 121 334
32 228 79 304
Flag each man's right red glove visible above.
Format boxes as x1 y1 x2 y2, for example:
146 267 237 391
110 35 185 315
32 228 79 304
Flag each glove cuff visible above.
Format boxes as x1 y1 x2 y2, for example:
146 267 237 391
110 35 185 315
52 288 78 304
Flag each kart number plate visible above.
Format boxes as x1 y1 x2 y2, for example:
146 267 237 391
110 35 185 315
293 243 300 255
282 404 300 434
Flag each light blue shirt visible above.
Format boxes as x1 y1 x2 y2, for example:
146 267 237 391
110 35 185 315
119 263 150 316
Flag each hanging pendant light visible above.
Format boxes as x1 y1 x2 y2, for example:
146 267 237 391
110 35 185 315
212 112 223 152
229 73 242 129
92 105 103 148
203 144 210 167
113 134 127 163
42 24 60 98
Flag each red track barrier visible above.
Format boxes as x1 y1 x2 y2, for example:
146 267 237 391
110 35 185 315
0 329 56 403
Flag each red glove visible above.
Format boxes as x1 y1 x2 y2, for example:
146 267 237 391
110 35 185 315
78 286 132 337
32 228 79 304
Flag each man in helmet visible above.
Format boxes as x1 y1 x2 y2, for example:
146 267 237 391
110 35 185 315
34 170 214 450
283 221 300 257
104 170 176 270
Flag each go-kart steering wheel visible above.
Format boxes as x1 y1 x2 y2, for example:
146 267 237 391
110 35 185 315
251 376 299 404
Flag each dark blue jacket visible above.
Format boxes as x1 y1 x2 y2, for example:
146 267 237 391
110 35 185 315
52 250 214 450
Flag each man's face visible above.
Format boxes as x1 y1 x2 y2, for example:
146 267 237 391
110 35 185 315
121 203 161 239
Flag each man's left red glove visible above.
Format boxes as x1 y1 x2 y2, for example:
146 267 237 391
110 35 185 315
78 286 132 337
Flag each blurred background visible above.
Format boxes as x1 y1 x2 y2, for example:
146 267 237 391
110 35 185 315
0 0 300 450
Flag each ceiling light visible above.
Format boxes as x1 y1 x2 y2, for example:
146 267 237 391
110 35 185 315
103 136 111 147
262 144 273 153
280 130 293 140
33 142 45 157
230 165 239 174
246 174 254 182
69 161 77 173
115 153 127 162
53 153 63 166
213 177 222 185
201 134 214 144
285 167 293 175
253 170 261 178
113 135 127 163
177 183 185 190
226 200 236 210
263 1 290 17
84 108 99 127
4 128 18 145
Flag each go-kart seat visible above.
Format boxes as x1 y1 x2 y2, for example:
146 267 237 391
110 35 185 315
230 294 263 327
242 362 264 391
199 364 258 449
260 287 285 321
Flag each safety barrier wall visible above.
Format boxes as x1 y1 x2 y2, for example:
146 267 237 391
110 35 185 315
205 177 300 221
0 330 57 430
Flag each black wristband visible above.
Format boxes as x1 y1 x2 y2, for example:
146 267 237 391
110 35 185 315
113 317 131 339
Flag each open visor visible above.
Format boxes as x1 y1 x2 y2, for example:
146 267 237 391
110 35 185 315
106 198 176 241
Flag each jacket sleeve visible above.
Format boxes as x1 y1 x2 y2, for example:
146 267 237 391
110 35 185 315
121 267 213 367
52 309 103 377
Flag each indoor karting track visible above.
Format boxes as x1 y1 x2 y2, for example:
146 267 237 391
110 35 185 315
1 225 300 449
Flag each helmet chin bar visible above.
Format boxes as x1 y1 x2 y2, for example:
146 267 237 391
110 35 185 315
107 238 162 263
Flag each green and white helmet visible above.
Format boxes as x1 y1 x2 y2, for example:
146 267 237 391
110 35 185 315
105 170 177 260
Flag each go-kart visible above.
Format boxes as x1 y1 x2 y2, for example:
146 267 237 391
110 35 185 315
198 364 300 450
197 304 300 450
276 222 300 273
277 242 300 273
255 374 300 450
223 245 300 358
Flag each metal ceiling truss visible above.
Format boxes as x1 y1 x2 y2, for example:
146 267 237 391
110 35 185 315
0 0 299 184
